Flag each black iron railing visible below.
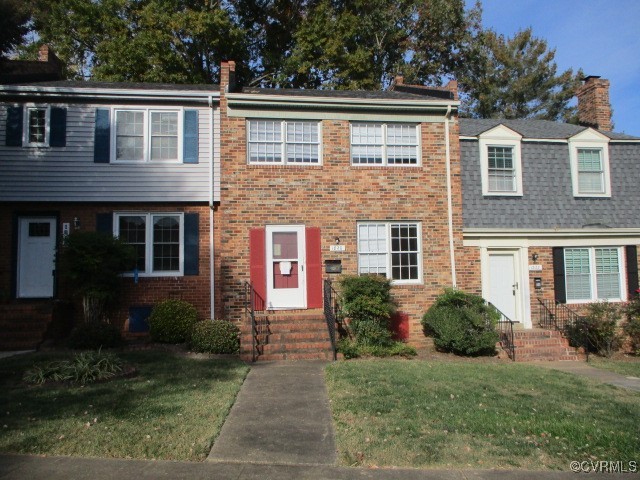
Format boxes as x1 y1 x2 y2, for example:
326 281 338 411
486 301 516 361
323 279 340 361
243 281 267 362
537 298 582 331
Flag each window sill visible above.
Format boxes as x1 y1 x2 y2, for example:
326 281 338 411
482 192 523 197
573 193 611 198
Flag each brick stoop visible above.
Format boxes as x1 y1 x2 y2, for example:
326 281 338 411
498 328 582 362
240 309 334 361
0 301 53 350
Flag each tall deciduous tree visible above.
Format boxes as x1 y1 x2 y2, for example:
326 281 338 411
458 28 582 120
0 0 32 57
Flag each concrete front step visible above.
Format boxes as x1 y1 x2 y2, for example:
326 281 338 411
257 351 336 361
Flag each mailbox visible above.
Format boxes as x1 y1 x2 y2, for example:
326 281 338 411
325 259 342 274
534 277 542 290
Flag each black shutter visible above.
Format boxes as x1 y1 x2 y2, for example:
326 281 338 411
184 213 199 275
96 213 113 234
552 247 566 303
5 106 23 146
94 108 110 163
50 107 67 147
626 246 639 297
183 110 199 164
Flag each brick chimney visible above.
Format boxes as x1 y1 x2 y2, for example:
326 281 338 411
220 61 236 93
577 76 612 131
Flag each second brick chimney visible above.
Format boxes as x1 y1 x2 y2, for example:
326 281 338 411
220 61 236 94
577 76 612 131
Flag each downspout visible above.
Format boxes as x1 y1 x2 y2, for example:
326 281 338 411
444 105 457 288
208 95 215 319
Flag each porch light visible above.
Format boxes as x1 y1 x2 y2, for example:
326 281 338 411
531 252 539 262
335 237 340 244
73 217 80 230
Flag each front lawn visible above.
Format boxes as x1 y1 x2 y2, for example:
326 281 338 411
0 350 249 461
588 356 640 377
326 359 640 470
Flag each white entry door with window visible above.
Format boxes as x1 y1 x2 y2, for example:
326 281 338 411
17 217 56 298
266 225 306 309
487 251 519 322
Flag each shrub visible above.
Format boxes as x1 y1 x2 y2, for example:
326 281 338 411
421 289 499 356
567 301 623 357
148 299 198 343
623 295 640 355
339 275 396 347
337 338 417 359
24 350 124 385
190 320 240 354
67 321 123 350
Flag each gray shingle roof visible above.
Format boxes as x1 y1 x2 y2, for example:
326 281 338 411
460 118 640 140
1 80 220 91
240 87 446 101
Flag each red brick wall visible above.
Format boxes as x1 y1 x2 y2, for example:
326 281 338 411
0 202 212 331
218 97 464 344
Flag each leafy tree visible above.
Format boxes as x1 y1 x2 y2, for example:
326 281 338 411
457 28 582 121
0 0 32 57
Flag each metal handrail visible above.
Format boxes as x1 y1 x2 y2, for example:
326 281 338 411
323 279 340 361
243 281 267 362
537 298 589 361
486 301 516 361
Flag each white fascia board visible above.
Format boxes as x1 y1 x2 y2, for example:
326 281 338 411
0 85 220 103
463 228 640 247
226 93 459 111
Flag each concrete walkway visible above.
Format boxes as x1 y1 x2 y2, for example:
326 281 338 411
1 455 632 480
207 360 337 465
537 361 640 392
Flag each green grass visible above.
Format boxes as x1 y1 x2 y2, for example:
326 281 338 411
0 350 249 461
326 359 640 470
588 356 640 377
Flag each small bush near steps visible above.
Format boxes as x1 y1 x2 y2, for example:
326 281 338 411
421 288 499 356
566 301 623 357
148 299 198 343
67 321 124 350
23 350 124 386
190 320 240 354
623 295 640 355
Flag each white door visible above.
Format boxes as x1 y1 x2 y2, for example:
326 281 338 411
487 252 518 322
17 217 56 298
266 225 306 309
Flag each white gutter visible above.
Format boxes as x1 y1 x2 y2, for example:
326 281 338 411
0 85 220 102
208 95 216 319
444 105 457 288
464 227 640 238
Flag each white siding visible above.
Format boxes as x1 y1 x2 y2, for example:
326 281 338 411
0 103 217 202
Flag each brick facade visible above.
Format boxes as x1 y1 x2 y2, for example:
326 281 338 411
0 202 212 331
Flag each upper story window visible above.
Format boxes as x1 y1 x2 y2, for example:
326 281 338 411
478 125 523 196
113 109 181 163
4 105 66 149
26 107 49 146
115 212 184 276
351 123 419 165
247 120 321 164
564 247 623 302
568 129 611 198
357 221 422 284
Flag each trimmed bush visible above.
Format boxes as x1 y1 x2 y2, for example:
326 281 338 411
421 288 499 356
148 299 198 343
190 320 240 354
339 275 396 347
337 338 417 359
567 301 622 357
24 350 124 385
67 321 123 350
624 296 640 355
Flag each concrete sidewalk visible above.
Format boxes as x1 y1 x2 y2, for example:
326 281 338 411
207 360 337 465
1 454 632 480
537 361 640 392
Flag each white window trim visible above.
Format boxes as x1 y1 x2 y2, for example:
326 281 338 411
246 119 323 165
564 246 626 304
568 133 611 198
111 107 184 164
357 221 423 285
350 122 422 167
479 126 523 196
22 105 51 148
114 212 185 277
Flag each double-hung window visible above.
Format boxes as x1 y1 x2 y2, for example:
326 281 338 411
115 213 184 276
487 146 516 192
568 130 611 197
351 123 419 165
564 247 624 302
576 148 605 194
478 125 523 196
247 120 320 164
26 107 49 146
357 222 421 283
114 109 180 162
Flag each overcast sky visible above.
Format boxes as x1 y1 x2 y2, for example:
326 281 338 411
475 0 640 135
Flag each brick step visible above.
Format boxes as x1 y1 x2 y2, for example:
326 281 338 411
266 331 331 343
263 340 333 354
0 320 50 333
515 347 576 357
257 351 335 361
263 322 328 334
513 331 563 339
515 355 580 362
512 339 568 347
